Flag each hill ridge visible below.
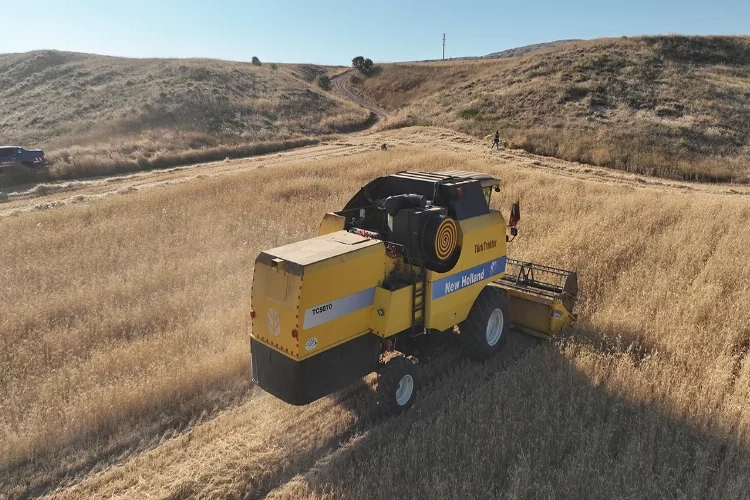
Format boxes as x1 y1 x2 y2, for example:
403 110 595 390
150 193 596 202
355 35 750 183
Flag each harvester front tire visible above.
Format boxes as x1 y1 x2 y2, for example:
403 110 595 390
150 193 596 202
461 287 510 360
377 356 418 415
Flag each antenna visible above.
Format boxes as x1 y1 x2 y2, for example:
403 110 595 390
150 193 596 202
442 33 446 60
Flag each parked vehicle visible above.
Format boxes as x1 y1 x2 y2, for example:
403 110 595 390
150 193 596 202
0 146 48 174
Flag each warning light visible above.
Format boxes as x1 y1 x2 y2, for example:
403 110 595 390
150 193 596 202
291 329 298 338
456 187 464 197
249 309 255 319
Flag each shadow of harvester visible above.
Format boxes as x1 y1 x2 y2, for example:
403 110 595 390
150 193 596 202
252 323 749 499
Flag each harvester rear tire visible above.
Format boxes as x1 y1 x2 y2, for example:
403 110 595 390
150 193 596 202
377 356 418 415
461 287 510 360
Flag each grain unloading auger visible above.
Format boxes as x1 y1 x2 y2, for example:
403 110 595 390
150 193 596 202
249 171 578 414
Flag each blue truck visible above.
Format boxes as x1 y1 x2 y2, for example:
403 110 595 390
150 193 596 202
0 146 48 175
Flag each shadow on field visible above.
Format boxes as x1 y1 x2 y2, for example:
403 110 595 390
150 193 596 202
1 381 253 500
0 168 51 191
257 324 749 499
242 375 383 500
247 332 542 499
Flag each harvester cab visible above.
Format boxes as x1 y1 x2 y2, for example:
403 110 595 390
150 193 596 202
250 171 578 414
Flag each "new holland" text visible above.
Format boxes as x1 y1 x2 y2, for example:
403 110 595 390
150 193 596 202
444 269 486 294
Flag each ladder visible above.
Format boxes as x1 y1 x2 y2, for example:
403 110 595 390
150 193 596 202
411 263 427 336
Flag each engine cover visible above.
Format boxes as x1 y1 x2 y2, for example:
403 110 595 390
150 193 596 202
387 206 460 271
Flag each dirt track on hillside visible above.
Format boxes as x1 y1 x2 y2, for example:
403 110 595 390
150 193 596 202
331 70 389 126
1 126 748 219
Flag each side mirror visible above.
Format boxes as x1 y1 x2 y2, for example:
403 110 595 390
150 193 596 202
508 201 520 227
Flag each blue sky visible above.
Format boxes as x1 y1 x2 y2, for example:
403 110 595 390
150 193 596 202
1 0 748 65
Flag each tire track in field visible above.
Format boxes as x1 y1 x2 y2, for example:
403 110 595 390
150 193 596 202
262 333 542 499
200 334 538 500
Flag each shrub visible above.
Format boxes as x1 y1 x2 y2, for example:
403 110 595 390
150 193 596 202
317 75 331 91
456 107 483 119
270 63 278 70
352 56 374 75
561 85 589 102
251 56 261 66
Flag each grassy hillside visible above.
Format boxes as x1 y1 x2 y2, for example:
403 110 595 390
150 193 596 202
1 132 747 498
483 39 582 59
0 50 367 184
357 36 750 183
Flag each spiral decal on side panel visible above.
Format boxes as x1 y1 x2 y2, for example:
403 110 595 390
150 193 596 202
435 217 458 261
422 213 461 273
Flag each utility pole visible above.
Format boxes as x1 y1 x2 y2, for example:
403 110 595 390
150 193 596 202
442 33 446 60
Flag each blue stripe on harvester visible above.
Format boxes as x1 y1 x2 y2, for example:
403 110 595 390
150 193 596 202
303 287 376 330
431 256 506 300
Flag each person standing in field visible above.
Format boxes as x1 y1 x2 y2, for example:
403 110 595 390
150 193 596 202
491 130 500 150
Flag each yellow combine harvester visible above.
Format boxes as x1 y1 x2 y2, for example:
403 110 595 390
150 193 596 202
250 171 578 414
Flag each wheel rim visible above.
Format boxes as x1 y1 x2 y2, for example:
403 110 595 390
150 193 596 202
486 308 504 346
395 374 414 406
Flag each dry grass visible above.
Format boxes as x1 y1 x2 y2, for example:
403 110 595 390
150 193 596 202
1 144 748 498
45 136 323 181
0 51 367 186
359 36 750 183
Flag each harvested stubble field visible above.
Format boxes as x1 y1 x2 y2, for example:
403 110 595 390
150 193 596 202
1 128 748 499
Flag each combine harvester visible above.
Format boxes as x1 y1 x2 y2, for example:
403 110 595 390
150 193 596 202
249 171 578 414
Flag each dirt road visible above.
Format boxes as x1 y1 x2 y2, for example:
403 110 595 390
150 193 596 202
2 127 748 219
331 70 388 125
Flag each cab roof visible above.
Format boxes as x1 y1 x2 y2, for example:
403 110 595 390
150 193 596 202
390 170 501 188
342 170 500 220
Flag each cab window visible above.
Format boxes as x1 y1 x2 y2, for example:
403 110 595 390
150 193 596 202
483 186 492 207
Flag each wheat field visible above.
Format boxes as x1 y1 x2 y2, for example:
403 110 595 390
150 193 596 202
1 133 748 498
